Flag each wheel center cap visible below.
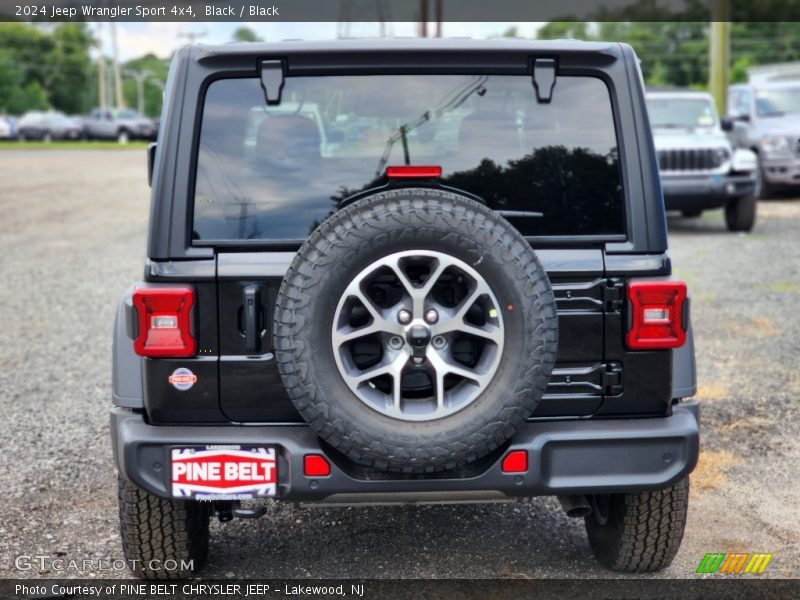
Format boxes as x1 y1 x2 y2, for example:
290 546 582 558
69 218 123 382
406 324 432 353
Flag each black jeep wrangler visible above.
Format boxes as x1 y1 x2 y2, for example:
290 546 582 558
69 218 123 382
111 39 699 578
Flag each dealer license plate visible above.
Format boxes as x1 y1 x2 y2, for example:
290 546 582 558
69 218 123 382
170 446 277 500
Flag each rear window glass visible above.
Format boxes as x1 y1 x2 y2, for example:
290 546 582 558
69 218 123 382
193 75 624 242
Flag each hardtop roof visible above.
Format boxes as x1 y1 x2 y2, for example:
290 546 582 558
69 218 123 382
194 37 622 59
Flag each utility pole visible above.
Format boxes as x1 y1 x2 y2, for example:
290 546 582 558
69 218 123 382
110 22 124 109
336 1 392 39
97 23 107 108
124 69 152 114
709 0 731 116
179 30 208 45
434 0 442 38
419 0 428 37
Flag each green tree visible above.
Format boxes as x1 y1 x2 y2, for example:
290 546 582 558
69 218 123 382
0 23 51 112
0 22 94 114
46 23 94 114
232 27 263 43
538 5 800 91
536 22 588 40
122 53 169 116
499 26 519 38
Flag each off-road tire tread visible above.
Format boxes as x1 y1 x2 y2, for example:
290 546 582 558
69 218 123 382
585 477 689 572
725 194 757 232
274 188 558 473
118 477 209 579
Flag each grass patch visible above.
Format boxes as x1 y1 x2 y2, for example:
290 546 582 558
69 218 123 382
692 449 741 492
0 140 149 150
768 281 800 293
695 382 728 401
719 415 774 435
720 316 781 337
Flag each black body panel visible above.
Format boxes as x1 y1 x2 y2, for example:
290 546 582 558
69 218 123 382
139 250 676 424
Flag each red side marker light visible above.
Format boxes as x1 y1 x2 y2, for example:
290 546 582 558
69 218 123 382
386 165 442 179
626 280 687 350
303 454 331 477
501 450 528 473
132 286 196 357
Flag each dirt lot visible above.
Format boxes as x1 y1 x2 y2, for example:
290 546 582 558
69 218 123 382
0 150 798 579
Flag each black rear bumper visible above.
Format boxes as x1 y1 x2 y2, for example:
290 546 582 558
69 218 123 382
111 403 699 502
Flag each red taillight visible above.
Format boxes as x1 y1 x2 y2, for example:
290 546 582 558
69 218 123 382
626 280 687 350
303 454 331 477
386 165 442 179
132 286 196 357
501 450 528 473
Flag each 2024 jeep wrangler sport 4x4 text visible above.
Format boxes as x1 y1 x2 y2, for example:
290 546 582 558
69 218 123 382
111 39 699 578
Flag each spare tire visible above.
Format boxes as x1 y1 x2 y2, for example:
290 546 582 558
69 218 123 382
274 188 558 472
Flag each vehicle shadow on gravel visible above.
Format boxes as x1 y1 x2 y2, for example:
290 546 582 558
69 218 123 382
203 499 611 578
666 215 739 235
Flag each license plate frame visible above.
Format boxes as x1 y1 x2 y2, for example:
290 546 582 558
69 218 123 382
170 445 277 500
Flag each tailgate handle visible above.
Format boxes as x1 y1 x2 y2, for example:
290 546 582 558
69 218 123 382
242 284 262 353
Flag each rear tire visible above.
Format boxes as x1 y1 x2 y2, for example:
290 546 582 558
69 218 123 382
118 477 210 579
757 160 774 200
584 477 689 572
725 195 757 232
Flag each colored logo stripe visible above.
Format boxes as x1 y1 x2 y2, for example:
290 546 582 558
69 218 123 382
696 552 773 574
719 552 749 573
744 553 773 574
696 553 726 573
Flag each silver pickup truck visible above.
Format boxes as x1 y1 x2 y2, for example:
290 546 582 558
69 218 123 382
647 90 758 231
729 78 800 198
83 108 156 143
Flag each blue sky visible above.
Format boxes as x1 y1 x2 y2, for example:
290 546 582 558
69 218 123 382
98 22 544 61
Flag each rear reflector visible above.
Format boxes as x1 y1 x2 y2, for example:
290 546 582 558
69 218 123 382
386 165 442 179
626 280 687 350
303 454 331 477
501 450 528 473
132 286 196 357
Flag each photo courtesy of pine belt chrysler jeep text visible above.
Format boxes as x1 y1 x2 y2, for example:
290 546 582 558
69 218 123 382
111 39 700 578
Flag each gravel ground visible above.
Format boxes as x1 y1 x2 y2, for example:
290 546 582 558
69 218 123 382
0 150 798 580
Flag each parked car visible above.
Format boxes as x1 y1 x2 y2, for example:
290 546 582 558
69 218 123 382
16 111 83 141
83 108 155 142
728 80 800 198
112 40 698 578
647 90 759 231
0 115 11 139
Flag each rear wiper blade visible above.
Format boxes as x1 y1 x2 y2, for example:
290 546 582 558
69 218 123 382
496 210 544 219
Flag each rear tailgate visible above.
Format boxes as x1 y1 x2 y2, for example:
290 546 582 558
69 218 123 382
213 249 613 423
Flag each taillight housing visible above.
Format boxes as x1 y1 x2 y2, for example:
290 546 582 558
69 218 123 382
132 286 196 357
626 280 687 350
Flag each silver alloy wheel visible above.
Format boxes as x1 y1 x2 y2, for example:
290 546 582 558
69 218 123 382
332 250 505 421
